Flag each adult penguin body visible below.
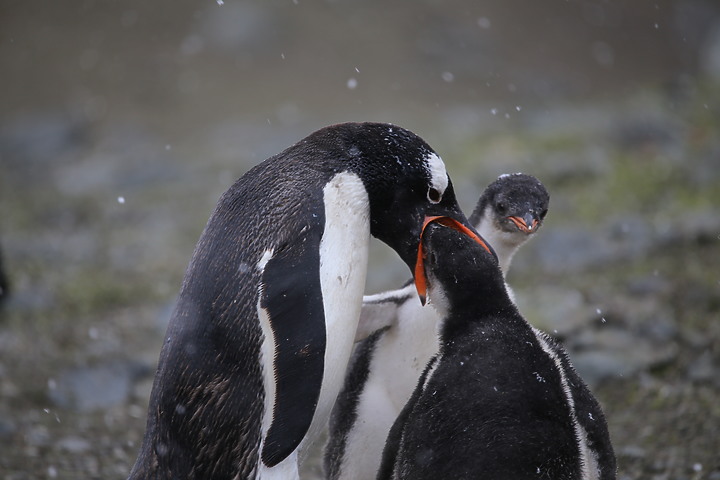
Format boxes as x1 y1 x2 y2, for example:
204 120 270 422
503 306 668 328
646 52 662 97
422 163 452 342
325 174 549 480
128 122 469 479
377 220 616 480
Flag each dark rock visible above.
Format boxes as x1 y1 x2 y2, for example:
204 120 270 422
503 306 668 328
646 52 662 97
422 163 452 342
568 327 679 386
637 313 679 343
514 286 592 337
664 209 720 245
48 361 150 412
626 274 673 297
56 436 92 454
687 350 716 384
571 350 637 387
618 445 647 459
532 227 615 273
0 416 17 440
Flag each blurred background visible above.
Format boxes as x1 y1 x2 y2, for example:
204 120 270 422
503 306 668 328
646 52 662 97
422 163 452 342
1 1 719 478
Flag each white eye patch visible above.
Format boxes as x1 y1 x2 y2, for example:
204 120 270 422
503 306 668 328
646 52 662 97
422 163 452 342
424 152 449 200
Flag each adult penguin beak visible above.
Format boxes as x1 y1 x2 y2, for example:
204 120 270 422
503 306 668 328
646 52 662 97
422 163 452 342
508 212 539 233
413 216 493 306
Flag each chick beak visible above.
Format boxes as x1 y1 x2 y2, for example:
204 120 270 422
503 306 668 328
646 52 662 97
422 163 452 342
508 213 539 234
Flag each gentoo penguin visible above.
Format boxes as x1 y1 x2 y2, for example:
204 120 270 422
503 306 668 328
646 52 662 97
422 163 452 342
325 173 549 480
128 122 473 480
377 219 616 480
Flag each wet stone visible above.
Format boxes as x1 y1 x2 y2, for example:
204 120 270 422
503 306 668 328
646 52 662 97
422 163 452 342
532 227 615 273
686 350 716 384
0 416 17 440
56 435 92 454
514 286 592 338
48 361 149 412
568 328 679 387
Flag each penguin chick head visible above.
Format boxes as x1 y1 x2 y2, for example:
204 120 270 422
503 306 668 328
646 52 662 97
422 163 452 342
414 216 495 307
420 220 502 316
470 173 550 240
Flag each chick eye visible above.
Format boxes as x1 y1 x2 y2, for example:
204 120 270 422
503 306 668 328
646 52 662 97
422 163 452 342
496 202 507 215
427 187 442 204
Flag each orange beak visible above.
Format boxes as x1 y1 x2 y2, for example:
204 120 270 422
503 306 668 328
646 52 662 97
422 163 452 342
508 215 538 234
413 216 492 305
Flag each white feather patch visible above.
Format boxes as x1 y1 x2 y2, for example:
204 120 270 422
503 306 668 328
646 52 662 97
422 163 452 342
300 171 371 459
424 152 448 197
256 248 278 475
257 450 299 480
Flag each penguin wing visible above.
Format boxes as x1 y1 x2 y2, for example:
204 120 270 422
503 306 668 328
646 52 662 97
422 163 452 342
557 350 617 479
356 282 416 342
258 227 327 468
355 301 399 342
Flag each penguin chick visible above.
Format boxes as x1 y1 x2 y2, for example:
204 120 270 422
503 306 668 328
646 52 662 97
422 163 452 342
377 221 616 480
127 122 472 480
325 173 548 480
470 172 549 275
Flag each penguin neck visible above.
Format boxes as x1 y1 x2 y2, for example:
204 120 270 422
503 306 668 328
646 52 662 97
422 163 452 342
438 270 520 342
474 206 524 277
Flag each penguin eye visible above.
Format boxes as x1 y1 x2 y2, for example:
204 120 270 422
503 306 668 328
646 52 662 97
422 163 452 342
427 187 442 204
495 201 507 215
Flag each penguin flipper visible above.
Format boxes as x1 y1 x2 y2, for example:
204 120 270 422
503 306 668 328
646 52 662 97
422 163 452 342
355 302 399 342
259 237 326 468
559 353 617 479
356 282 416 342
543 334 617 479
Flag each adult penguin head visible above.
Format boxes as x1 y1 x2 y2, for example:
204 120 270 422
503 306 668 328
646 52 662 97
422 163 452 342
330 122 471 273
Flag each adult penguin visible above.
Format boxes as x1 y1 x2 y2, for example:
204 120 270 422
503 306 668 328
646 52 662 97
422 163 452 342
325 174 549 480
128 122 471 480
377 219 616 480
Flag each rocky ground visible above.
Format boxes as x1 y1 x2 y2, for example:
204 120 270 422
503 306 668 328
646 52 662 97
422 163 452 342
2 1 720 479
